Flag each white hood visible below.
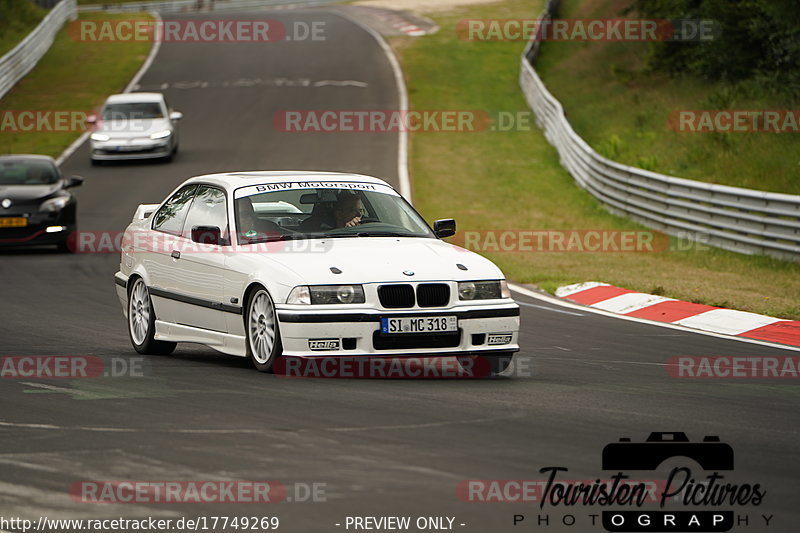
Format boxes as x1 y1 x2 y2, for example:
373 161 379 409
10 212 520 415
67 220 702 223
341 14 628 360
242 237 504 286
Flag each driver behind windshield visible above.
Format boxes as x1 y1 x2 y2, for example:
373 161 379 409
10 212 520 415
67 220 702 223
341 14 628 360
334 192 365 228
301 191 365 232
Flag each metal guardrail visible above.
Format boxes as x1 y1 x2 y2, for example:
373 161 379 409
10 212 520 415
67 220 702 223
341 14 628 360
0 0 77 101
79 0 339 13
519 1 800 261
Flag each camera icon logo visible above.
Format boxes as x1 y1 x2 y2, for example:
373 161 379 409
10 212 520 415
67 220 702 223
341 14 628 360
602 432 734 471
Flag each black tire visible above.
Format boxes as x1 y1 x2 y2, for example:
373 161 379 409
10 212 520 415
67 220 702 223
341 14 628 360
127 277 176 355
245 287 282 372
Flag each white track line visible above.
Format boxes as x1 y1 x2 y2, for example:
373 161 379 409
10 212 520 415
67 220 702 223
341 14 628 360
56 11 163 166
336 11 411 201
509 282 800 353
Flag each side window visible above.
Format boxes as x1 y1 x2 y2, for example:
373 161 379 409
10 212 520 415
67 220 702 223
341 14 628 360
152 185 197 235
181 186 228 242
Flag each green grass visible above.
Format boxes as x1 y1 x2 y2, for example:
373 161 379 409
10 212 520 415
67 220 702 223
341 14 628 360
0 12 153 157
395 0 800 319
534 0 800 194
0 0 46 56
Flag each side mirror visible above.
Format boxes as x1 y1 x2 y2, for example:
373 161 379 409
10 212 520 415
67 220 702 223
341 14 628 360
170 111 183 121
65 176 84 189
433 219 456 238
86 114 97 124
191 225 222 245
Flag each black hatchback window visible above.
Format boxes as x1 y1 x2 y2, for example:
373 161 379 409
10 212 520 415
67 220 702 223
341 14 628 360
0 160 59 185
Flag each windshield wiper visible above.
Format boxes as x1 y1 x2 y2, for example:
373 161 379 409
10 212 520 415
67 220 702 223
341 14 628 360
247 232 357 244
355 231 416 238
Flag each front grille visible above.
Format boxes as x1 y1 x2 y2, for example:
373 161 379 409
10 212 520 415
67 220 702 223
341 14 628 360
416 283 450 308
373 330 462 350
378 284 415 309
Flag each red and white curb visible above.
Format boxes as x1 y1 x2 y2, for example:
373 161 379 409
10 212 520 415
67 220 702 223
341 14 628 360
555 282 800 348
398 24 426 36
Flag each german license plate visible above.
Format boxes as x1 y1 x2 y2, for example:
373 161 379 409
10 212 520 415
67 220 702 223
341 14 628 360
0 217 27 228
115 145 139 152
381 316 457 334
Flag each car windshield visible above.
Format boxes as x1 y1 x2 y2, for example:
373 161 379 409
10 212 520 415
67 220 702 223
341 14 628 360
102 102 163 120
233 181 434 244
0 160 59 185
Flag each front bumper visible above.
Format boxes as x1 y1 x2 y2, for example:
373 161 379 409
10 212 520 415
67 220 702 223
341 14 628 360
0 211 74 247
276 304 520 357
91 139 171 160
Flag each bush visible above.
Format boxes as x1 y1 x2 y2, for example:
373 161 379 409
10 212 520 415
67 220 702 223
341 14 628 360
633 0 800 99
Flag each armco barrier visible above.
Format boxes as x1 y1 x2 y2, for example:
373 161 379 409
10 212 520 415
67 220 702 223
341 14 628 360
0 0 77 101
519 1 800 261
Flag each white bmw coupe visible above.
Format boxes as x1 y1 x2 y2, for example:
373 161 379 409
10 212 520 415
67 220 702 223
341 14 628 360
115 172 520 375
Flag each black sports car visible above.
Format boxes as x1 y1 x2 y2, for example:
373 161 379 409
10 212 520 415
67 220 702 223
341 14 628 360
0 155 83 252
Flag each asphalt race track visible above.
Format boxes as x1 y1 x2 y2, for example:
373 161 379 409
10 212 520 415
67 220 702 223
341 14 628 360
1 8 798 533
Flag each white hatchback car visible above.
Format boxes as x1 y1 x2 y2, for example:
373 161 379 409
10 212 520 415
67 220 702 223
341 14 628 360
89 93 182 163
115 172 520 375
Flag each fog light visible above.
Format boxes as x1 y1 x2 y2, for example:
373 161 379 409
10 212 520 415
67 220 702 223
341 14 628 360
45 226 67 233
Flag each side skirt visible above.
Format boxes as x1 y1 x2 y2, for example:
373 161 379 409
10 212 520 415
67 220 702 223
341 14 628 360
154 320 247 357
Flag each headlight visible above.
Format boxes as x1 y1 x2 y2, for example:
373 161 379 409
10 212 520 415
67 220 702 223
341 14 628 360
458 280 504 300
287 285 366 305
39 196 69 213
90 133 110 142
150 130 172 140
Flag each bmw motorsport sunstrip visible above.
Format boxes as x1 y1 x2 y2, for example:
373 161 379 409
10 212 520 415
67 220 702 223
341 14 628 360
115 171 520 375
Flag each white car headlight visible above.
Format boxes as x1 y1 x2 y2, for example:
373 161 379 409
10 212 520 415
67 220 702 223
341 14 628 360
458 280 504 300
150 130 172 140
287 285 366 305
40 196 69 213
90 133 110 142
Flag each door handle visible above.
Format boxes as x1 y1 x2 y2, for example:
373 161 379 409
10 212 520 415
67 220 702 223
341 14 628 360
171 250 181 259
